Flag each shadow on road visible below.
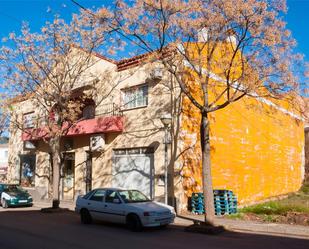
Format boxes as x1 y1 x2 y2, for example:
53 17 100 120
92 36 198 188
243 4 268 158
0 208 308 249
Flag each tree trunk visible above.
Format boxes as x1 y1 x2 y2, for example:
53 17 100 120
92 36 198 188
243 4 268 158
50 136 61 209
200 111 215 224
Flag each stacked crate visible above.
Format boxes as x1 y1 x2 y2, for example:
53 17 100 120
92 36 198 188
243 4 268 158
191 190 237 215
191 193 205 214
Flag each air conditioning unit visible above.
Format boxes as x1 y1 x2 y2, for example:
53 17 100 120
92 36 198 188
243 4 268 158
150 68 163 80
90 134 105 151
24 141 36 150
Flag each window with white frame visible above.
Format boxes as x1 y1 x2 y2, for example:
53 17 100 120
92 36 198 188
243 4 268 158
23 112 36 128
123 85 148 109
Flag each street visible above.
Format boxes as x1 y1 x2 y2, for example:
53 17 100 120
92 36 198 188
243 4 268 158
0 207 308 249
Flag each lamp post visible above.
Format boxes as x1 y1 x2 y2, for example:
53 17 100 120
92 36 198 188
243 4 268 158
160 114 172 205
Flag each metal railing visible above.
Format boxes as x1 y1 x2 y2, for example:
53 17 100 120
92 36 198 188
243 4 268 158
23 103 123 129
95 103 123 117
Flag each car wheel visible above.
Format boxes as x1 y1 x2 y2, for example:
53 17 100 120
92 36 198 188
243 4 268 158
126 214 142 232
1 199 8 209
80 209 92 224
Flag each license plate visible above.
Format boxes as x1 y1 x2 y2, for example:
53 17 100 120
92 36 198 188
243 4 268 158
18 200 27 203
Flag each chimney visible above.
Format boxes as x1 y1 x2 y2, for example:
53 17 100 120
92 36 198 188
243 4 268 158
198 27 208 42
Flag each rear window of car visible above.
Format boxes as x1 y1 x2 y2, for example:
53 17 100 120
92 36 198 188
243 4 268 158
83 190 95 200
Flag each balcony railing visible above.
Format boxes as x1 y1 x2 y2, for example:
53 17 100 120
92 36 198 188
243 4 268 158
22 103 124 141
95 103 123 117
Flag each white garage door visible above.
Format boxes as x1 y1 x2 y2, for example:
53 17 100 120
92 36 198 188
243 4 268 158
112 148 154 198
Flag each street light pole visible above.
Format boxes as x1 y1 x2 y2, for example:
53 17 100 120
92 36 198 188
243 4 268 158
164 127 169 205
160 114 172 205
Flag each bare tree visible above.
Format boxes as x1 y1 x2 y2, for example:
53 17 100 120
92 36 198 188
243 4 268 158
93 0 307 224
0 12 118 208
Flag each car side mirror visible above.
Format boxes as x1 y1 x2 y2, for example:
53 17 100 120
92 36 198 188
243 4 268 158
113 199 121 204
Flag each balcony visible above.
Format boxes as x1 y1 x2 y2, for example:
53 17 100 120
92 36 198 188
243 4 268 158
22 103 124 141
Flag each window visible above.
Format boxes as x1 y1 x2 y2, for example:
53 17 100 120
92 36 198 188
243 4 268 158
4 150 8 159
118 190 150 203
83 190 95 199
105 190 121 203
82 105 95 119
23 112 36 128
123 85 148 109
80 99 96 119
89 189 106 202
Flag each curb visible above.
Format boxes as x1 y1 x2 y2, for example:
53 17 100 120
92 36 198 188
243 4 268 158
175 216 309 240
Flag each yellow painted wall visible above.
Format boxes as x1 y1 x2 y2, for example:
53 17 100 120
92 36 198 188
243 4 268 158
179 43 304 206
180 95 304 205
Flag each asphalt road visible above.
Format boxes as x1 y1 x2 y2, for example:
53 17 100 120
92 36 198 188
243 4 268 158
0 207 308 249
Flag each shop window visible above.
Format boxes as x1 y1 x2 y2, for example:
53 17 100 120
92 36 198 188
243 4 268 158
20 154 36 187
123 84 148 109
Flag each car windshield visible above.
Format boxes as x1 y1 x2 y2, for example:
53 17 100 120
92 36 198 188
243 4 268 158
3 185 24 193
118 190 150 203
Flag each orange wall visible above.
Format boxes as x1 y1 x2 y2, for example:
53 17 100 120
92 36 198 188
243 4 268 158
180 95 304 205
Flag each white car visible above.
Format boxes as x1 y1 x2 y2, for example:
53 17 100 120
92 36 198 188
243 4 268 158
75 188 176 231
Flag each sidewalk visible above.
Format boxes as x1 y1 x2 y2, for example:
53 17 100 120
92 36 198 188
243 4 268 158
33 200 76 210
176 214 309 239
33 201 309 239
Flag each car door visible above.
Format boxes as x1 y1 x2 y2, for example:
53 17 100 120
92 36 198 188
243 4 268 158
86 189 106 220
102 190 126 224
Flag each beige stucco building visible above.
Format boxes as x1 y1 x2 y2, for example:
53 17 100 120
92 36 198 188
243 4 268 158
8 51 181 205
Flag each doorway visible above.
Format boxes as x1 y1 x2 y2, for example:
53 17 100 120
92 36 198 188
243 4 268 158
20 154 36 188
112 147 154 199
62 153 75 200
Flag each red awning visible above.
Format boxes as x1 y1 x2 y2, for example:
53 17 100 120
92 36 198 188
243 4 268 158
22 116 124 141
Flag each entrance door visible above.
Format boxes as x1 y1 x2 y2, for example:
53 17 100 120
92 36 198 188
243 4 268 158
62 153 75 200
85 152 92 193
112 148 154 198
20 154 36 188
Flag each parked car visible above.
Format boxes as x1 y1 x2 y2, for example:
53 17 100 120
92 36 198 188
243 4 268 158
75 188 176 231
0 184 33 208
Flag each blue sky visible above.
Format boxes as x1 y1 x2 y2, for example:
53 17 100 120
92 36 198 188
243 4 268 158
0 0 308 62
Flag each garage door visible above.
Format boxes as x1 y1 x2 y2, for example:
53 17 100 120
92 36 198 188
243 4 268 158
112 147 154 198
